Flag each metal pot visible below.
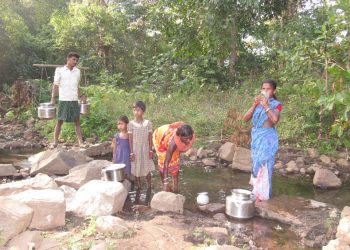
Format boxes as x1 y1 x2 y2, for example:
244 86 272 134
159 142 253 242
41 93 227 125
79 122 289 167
79 102 90 115
225 189 255 219
196 192 209 205
38 102 56 120
102 164 125 182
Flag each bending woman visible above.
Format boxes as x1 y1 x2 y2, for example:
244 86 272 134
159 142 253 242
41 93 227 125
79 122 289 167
243 79 282 200
153 122 195 193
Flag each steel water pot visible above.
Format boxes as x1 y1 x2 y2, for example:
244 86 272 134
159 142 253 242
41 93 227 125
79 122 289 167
37 102 56 120
225 189 255 219
102 164 125 182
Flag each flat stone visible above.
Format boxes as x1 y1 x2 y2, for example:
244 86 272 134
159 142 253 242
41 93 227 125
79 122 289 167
151 191 185 214
336 158 350 168
213 213 227 222
231 147 251 172
202 158 216 167
320 155 332 165
96 216 129 235
313 169 342 188
0 197 33 246
9 189 65 230
55 160 112 189
0 173 57 196
255 195 340 248
0 164 17 177
200 203 225 214
218 142 235 162
68 180 128 217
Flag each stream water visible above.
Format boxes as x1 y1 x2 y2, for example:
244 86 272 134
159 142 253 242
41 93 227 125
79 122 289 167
2 149 348 249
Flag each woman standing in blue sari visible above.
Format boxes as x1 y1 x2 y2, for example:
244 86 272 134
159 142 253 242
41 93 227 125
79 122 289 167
243 80 282 200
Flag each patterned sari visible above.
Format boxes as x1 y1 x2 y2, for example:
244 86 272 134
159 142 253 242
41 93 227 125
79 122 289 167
250 98 281 200
153 122 195 176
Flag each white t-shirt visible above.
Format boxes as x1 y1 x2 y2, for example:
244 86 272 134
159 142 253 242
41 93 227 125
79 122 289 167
53 65 81 101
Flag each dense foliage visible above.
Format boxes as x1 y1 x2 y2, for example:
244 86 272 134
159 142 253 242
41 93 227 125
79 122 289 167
1 0 350 151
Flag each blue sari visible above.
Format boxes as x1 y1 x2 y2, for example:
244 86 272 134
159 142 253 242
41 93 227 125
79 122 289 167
251 98 281 198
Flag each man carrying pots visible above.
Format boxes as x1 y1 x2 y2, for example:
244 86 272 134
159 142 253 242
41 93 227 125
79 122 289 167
50 52 85 148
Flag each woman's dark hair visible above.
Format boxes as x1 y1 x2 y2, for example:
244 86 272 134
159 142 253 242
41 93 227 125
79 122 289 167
262 79 277 99
176 124 194 137
67 52 80 59
133 100 146 112
118 115 129 124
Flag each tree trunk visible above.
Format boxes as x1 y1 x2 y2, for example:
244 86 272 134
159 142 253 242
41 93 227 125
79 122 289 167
229 15 238 78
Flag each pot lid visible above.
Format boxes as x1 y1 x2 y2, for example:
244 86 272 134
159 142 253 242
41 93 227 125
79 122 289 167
106 164 126 170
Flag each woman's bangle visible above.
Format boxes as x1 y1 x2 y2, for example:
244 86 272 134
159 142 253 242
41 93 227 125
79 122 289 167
265 108 270 113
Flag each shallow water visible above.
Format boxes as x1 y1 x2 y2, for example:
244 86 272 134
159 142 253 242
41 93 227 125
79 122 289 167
2 149 347 249
0 148 42 164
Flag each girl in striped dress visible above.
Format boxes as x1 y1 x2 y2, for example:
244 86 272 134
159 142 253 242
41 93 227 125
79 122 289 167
128 101 155 190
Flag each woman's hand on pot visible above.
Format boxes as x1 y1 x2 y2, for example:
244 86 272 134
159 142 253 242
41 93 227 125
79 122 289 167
253 96 262 107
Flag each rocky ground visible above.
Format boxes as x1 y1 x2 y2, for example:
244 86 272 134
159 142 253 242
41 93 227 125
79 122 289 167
1 118 350 249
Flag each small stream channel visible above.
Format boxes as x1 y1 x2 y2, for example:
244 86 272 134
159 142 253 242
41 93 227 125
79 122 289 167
2 149 348 249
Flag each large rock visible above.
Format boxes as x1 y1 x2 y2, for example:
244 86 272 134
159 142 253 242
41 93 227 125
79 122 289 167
68 180 128 217
0 197 33 246
151 191 185 214
30 149 90 176
323 239 350 250
6 231 43 250
0 173 57 196
96 216 129 235
231 147 251 172
313 169 342 188
9 189 65 230
336 217 350 245
341 206 350 218
55 160 112 189
80 141 112 157
218 142 235 162
0 164 17 177
60 185 76 212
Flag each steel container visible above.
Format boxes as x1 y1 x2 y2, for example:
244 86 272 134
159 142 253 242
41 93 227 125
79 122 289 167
225 189 255 219
38 103 56 120
80 102 90 115
102 164 125 182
